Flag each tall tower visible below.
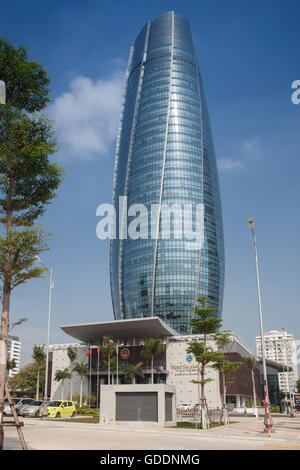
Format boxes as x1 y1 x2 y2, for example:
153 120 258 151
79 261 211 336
110 11 224 333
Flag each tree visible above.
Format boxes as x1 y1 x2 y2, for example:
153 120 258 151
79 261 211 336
141 338 165 384
243 355 259 417
0 38 64 449
8 361 45 394
32 345 46 400
103 356 117 384
73 361 89 408
123 362 144 384
102 336 115 385
296 379 300 393
186 296 224 429
67 346 77 401
54 368 70 401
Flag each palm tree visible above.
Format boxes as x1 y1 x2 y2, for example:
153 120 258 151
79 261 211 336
32 345 46 400
123 362 144 384
67 346 77 401
141 338 165 384
54 368 70 400
73 361 89 407
103 336 114 385
244 355 258 417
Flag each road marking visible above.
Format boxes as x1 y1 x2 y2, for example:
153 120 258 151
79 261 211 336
260 442 300 450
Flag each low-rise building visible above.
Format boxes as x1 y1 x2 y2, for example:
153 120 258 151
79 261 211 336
45 318 283 410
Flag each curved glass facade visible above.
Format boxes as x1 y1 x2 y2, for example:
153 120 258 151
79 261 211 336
110 12 224 333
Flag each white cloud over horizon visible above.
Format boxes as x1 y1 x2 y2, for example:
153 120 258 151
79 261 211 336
217 137 262 171
49 71 125 160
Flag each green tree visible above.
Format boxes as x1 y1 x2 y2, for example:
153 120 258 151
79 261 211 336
296 379 300 393
186 296 224 429
54 368 70 401
123 362 144 384
102 336 115 385
141 338 165 384
67 346 77 401
32 345 46 400
0 38 64 449
73 361 89 408
103 355 117 384
8 361 45 394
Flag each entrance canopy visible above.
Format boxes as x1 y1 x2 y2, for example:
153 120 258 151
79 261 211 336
60 317 178 345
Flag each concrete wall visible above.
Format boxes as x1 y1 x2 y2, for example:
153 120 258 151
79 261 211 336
100 384 176 427
50 343 89 401
166 336 222 409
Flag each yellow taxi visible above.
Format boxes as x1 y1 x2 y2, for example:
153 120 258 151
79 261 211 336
40 400 77 418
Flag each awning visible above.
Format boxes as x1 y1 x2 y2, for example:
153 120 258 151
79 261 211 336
60 316 178 344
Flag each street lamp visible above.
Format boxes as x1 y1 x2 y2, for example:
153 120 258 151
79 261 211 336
0 81 5 104
34 256 54 418
248 217 272 436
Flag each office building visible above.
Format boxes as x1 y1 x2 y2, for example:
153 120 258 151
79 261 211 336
110 11 224 333
256 330 299 393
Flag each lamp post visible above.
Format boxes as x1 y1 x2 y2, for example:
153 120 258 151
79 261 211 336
248 217 272 436
34 256 54 418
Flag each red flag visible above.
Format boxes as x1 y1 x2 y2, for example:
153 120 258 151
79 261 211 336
85 349 92 357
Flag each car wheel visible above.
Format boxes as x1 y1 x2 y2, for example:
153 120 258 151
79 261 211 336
55 412 61 418
71 411 76 417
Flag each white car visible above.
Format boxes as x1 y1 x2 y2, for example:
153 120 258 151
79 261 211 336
20 400 43 417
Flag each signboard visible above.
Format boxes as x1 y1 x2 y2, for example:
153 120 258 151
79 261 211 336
186 354 193 363
120 347 131 360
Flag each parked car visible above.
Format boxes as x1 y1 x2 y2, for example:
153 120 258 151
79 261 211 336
19 400 44 417
39 400 77 418
3 397 34 416
14 398 36 415
3 398 22 416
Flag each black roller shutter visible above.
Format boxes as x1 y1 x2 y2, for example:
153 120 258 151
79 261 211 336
116 392 158 421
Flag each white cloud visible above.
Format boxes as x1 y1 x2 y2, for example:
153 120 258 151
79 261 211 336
49 71 125 160
217 158 244 171
241 137 262 159
217 137 262 171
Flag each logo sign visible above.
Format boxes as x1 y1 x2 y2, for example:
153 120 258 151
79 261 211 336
120 347 131 360
186 354 193 363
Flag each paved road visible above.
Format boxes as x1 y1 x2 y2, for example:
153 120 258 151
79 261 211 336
3 415 300 451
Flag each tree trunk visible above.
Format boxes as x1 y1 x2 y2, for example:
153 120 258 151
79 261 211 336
70 371 73 401
108 356 111 385
80 378 83 408
151 355 154 384
0 282 12 450
61 380 64 400
0 175 14 449
36 369 40 400
251 369 258 417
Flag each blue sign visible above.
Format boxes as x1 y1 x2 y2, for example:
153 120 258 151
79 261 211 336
186 354 193 363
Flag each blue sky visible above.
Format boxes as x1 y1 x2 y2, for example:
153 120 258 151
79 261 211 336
2 0 300 366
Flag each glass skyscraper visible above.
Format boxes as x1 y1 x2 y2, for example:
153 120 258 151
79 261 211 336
110 11 224 333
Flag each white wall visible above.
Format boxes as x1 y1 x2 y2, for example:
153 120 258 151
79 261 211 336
166 335 222 409
50 343 89 401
